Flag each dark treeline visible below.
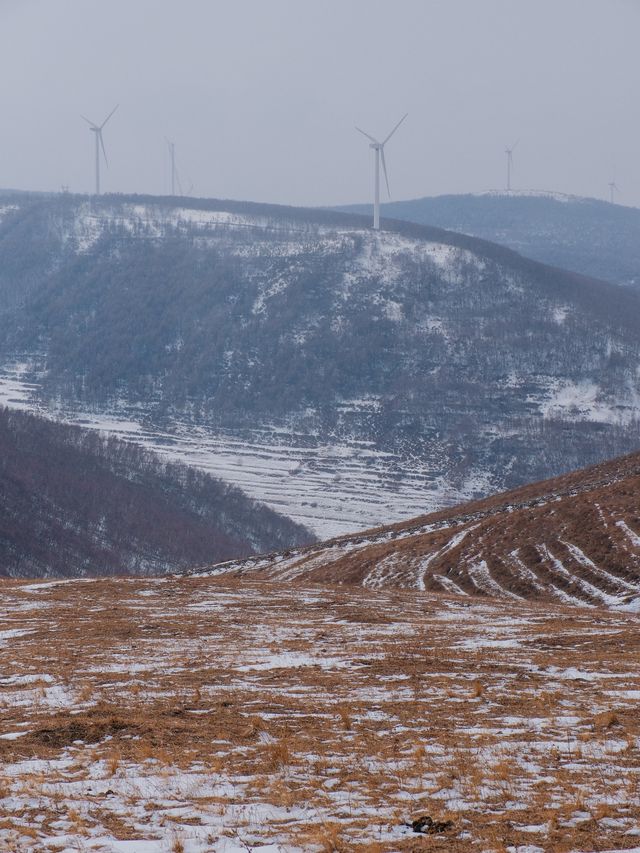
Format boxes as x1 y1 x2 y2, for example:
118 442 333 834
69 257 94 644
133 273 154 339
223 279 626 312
0 407 310 578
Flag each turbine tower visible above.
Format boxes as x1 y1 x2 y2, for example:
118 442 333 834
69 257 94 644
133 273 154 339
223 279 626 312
166 138 176 196
81 105 119 195
356 113 407 230
505 139 518 192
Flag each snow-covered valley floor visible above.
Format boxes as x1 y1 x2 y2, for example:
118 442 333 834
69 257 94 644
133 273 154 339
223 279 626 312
0 576 639 852
0 369 461 539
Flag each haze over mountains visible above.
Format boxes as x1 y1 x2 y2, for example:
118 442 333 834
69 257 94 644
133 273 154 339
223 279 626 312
340 191 640 289
2 191 640 540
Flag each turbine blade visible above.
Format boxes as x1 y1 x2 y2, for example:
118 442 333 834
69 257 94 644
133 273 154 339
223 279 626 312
99 104 119 130
382 112 408 145
98 131 109 168
380 146 391 198
511 138 520 151
81 114 97 128
355 126 378 144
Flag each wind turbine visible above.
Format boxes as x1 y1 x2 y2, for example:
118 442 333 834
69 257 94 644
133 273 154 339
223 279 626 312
608 180 620 204
81 105 119 195
166 138 177 196
505 139 518 192
356 113 407 230
164 139 193 196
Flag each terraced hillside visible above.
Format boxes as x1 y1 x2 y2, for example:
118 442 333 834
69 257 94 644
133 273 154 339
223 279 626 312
206 449 640 609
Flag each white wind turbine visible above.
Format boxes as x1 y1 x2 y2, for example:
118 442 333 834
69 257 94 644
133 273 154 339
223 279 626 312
608 179 620 204
81 105 119 195
165 138 193 196
166 138 180 196
356 113 407 230
505 139 518 192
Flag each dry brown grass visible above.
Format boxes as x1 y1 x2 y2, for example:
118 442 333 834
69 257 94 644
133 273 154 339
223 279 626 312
0 575 638 851
593 709 620 730
226 449 640 610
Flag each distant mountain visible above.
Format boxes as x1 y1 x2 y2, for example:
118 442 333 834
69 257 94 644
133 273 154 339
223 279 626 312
339 191 640 288
205 449 640 610
2 192 640 534
0 406 309 578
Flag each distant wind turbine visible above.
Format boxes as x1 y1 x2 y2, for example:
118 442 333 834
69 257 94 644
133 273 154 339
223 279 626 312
81 105 119 195
608 180 620 205
356 114 407 230
505 139 519 192
165 138 193 196
166 138 177 196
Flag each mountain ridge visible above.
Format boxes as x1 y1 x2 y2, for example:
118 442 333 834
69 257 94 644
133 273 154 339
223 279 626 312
2 191 640 535
337 191 640 288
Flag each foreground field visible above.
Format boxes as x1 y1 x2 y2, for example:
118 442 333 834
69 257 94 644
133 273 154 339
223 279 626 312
0 576 639 852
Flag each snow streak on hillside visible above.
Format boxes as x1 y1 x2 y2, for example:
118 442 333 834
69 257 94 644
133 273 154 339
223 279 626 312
340 190 640 288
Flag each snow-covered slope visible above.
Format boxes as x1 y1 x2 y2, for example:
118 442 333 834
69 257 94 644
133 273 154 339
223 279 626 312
0 366 481 538
2 193 640 536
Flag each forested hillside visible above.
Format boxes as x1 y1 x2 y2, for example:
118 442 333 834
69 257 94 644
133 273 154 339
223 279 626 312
2 192 640 531
0 406 309 577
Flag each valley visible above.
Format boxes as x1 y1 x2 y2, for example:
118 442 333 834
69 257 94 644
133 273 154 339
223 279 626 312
0 365 473 539
0 404 307 579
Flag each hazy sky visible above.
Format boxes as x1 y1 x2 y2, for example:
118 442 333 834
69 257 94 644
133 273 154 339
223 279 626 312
1 0 639 207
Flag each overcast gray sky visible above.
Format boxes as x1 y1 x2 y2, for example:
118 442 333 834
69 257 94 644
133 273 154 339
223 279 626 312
1 0 638 207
